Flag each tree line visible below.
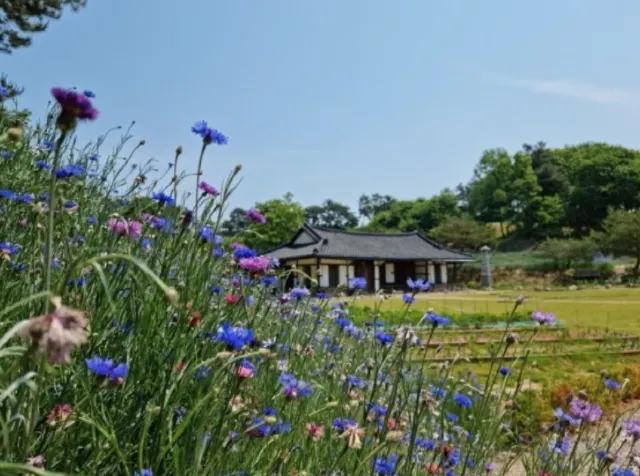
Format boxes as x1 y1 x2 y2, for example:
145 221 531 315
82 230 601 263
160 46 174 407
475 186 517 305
224 142 640 270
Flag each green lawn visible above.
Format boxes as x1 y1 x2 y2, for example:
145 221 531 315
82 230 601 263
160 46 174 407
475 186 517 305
353 287 640 332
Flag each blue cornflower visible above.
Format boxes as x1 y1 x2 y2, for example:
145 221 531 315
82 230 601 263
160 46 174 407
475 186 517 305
83 90 96 98
55 164 85 179
38 192 50 201
87 216 97 225
446 412 459 423
133 470 153 476
199 226 222 243
194 365 211 381
333 418 357 432
367 403 387 417
375 331 394 345
421 311 451 328
407 277 431 291
0 189 15 200
10 262 26 272
453 393 473 409
89 154 99 161
349 277 367 290
212 247 224 258
14 194 33 203
233 247 257 259
210 285 222 295
335 317 353 329
85 356 129 380
549 438 571 457
499 367 513 377
35 161 51 170
260 275 278 286
347 375 366 388
191 120 209 135
373 454 397 475
605 378 621 390
401 293 415 305
0 86 8 97
64 201 78 209
151 192 175 206
42 140 55 151
612 468 635 476
191 120 229 145
263 407 277 416
1 150 15 159
279 372 313 399
291 287 310 300
272 421 292 434
214 323 255 351
0 242 19 255
246 417 271 438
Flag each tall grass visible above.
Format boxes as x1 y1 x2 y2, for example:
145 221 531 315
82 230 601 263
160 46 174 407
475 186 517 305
0 91 637 475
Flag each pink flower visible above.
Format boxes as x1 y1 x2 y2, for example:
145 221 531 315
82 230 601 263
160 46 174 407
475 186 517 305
199 181 218 196
239 256 271 272
107 218 142 240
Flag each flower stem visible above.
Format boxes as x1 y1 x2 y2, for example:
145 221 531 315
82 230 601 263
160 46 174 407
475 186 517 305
192 142 208 230
43 131 67 313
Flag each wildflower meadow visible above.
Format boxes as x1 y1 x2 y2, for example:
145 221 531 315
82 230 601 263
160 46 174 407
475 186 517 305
1 86 639 476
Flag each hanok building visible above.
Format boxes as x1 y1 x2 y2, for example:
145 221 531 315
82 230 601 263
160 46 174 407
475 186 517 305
266 224 474 293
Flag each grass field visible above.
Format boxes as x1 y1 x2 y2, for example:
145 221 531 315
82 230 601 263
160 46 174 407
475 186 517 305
353 287 640 332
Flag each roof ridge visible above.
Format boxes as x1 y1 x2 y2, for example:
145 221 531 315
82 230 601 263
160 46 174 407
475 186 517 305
308 225 419 237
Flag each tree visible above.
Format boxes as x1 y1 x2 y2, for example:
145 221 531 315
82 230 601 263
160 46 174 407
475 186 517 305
558 143 640 234
465 148 540 236
593 209 640 273
244 193 305 252
1 0 88 54
430 215 496 251
357 193 396 221
221 207 249 235
536 238 597 269
305 199 358 229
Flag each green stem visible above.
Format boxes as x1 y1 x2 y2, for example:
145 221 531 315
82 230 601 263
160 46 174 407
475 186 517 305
43 130 68 312
192 141 208 230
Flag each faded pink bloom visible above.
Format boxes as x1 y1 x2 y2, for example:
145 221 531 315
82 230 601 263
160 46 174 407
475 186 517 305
46 403 74 427
230 395 244 413
238 256 271 272
306 423 324 441
19 297 88 364
340 423 365 449
26 455 46 469
107 218 142 240
18 218 28 227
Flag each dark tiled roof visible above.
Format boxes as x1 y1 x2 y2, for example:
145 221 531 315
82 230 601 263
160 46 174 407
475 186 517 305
266 225 474 262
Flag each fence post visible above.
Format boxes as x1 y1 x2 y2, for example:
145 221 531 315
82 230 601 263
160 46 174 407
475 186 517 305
480 245 493 289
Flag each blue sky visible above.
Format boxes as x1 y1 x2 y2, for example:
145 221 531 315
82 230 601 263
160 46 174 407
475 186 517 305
5 0 640 211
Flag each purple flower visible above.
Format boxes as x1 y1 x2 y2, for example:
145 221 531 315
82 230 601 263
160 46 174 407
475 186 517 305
349 277 367 290
51 87 98 128
569 398 602 423
246 208 266 224
623 419 640 440
531 310 557 325
605 378 621 390
239 256 271 272
407 278 431 291
279 372 313 399
199 182 218 196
